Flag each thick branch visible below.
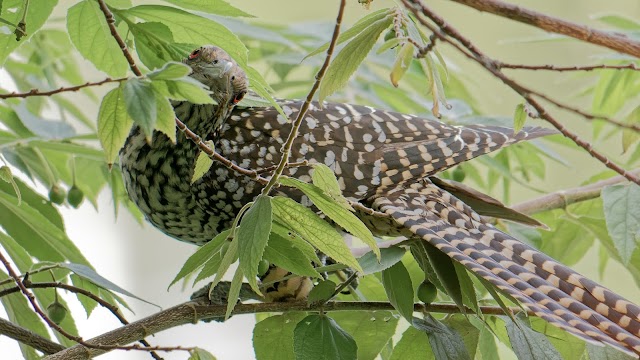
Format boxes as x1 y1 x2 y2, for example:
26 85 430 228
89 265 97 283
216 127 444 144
512 169 640 215
0 317 65 355
45 300 529 360
448 0 640 57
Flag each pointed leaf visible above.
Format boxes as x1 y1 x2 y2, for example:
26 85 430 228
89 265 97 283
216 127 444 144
130 21 195 70
123 78 157 139
151 78 215 104
169 229 229 287
279 177 378 259
191 141 215 184
358 246 406 275
513 103 527 133
97 84 133 165
413 316 472 360
66 0 128 76
153 88 177 143
225 267 244 319
293 314 357 360
389 42 414 87
319 17 393 103
381 261 414 322
237 195 272 293
264 232 321 278
602 184 640 265
272 196 362 272
505 317 561 360
311 163 352 210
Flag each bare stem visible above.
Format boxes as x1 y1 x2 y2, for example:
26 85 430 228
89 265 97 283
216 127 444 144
0 78 128 99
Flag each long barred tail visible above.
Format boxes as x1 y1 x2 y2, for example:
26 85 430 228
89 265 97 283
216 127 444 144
373 179 640 356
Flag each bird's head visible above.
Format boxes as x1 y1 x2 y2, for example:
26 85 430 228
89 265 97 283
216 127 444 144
183 45 248 106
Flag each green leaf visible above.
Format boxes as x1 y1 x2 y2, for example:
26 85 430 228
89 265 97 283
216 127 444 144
153 87 177 143
271 222 322 265
389 326 432 360
60 263 158 308
586 342 636 360
602 184 640 265
130 21 195 70
148 61 192 80
513 103 527 133
530 317 585 360
505 317 561 360
446 315 480 359
358 246 406 275
331 311 399 360
123 78 157 139
307 280 337 304
170 229 229 287
162 0 254 17
453 262 479 314
305 8 393 59
66 0 128 76
279 177 378 259
97 84 134 165
151 78 215 104
311 164 352 210
225 266 244 319
70 273 99 316
208 236 238 290
189 347 217 360
0 165 20 203
381 261 414 322
389 42 414 87
237 195 272 293
319 16 393 103
271 196 362 273
264 232 321 278
293 314 358 360
595 14 640 30
253 313 306 360
0 0 57 66
0 176 63 230
622 106 640 153
123 5 248 66
413 316 471 360
191 141 215 184
420 240 466 311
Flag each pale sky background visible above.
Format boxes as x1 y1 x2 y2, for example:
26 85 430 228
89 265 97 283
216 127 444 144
1 0 640 359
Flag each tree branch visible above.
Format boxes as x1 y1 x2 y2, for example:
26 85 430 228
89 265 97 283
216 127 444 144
0 317 65 355
0 78 127 99
511 169 640 215
448 0 640 57
45 300 530 360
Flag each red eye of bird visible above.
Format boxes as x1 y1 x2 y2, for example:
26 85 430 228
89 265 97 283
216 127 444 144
188 49 200 59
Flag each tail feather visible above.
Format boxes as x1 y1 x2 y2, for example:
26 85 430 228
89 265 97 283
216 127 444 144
373 180 640 356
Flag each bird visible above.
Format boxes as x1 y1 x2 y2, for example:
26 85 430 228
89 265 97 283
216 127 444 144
120 45 640 356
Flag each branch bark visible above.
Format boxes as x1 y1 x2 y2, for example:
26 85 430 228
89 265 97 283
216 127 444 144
44 300 529 360
448 0 640 57
0 317 65 355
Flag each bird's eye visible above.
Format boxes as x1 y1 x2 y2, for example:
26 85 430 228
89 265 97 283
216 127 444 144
213 59 218 64
188 49 200 59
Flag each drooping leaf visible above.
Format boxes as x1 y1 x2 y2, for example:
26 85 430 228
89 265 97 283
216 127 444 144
163 0 254 17
264 232 321 278
169 229 230 288
513 103 527 133
389 42 414 87
381 261 414 322
66 0 128 76
152 87 177 143
332 311 399 360
271 196 362 272
60 263 157 307
505 317 562 360
97 84 133 165
358 246 406 275
279 177 378 259
253 313 306 360
413 316 472 360
319 16 393 103
293 314 358 360
602 184 640 265
191 141 215 184
237 195 272 293
123 78 157 139
225 267 244 319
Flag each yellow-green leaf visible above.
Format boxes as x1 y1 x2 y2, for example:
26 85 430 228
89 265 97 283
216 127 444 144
513 103 527 133
191 141 215 184
97 85 133 165
390 42 414 87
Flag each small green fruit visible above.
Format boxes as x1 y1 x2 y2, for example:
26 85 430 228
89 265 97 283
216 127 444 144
383 29 395 42
257 260 270 277
452 167 466 182
48 185 66 205
67 185 84 208
417 281 438 304
46 301 67 325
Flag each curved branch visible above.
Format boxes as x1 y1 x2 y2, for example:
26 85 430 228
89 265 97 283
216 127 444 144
448 0 640 57
44 300 529 360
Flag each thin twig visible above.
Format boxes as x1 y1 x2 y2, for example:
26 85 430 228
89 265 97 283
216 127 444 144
0 78 128 99
498 62 640 72
448 0 640 58
402 0 640 186
259 0 347 196
45 299 531 360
